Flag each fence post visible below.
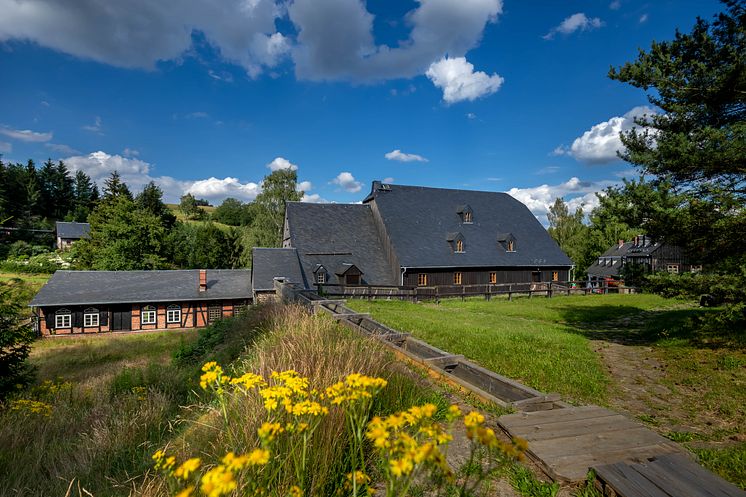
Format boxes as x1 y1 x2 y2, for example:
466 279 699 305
547 282 552 298
508 284 512 301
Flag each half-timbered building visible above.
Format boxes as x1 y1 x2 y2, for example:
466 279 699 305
30 269 251 336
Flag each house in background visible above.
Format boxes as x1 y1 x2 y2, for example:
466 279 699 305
30 269 251 336
272 182 573 289
251 247 306 302
587 235 700 284
55 221 90 250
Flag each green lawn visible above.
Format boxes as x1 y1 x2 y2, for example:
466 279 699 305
0 272 50 311
347 294 683 404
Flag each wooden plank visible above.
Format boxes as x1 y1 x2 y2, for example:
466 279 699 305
652 454 746 497
595 462 672 497
551 443 680 481
512 414 639 441
633 459 716 497
529 427 668 459
499 406 617 429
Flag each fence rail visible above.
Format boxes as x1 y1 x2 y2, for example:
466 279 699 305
315 280 637 302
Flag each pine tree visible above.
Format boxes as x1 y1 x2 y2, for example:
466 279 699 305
102 171 133 201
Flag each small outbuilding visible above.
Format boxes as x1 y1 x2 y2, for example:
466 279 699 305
55 221 90 250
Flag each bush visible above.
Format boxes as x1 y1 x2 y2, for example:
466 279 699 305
644 270 746 304
0 288 36 399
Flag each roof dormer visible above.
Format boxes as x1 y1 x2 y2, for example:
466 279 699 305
313 264 328 284
497 232 516 252
457 204 473 224
446 232 465 253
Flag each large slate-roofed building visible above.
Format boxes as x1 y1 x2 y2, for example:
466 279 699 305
251 248 306 301
31 269 251 336
271 182 573 288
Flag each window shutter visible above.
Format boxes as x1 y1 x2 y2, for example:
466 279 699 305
74 310 83 328
45 310 55 330
100 310 109 326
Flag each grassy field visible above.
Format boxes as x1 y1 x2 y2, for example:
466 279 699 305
165 203 233 231
0 271 50 311
347 293 746 488
349 294 679 404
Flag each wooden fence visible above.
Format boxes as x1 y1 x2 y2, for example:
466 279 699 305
316 280 637 302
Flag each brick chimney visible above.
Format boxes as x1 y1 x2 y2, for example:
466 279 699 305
199 269 207 292
618 239 624 249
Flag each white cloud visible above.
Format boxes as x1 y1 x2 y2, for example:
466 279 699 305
384 149 428 163
550 145 569 156
296 180 312 192
301 193 327 203
569 105 655 164
123 147 139 157
426 56 503 103
82 116 102 133
289 0 503 81
466 112 477 119
0 141 11 153
187 177 261 202
0 125 52 142
543 13 604 40
0 0 287 77
331 171 362 193
535 165 560 175
45 143 80 155
609 1 621 10
506 176 615 225
266 156 298 171
186 111 209 119
639 14 648 23
382 177 395 184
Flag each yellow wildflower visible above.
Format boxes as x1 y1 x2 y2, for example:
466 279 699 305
288 485 303 497
247 448 270 466
230 372 266 390
446 404 462 421
174 458 201 480
222 452 250 471
200 465 236 497
389 457 414 477
175 486 195 497
258 422 284 442
463 411 485 428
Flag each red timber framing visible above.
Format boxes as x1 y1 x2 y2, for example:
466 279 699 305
34 299 250 336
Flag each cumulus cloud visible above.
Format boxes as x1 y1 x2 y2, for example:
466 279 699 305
301 193 327 203
289 0 503 81
266 156 298 171
569 106 655 164
331 171 362 193
426 56 503 103
0 0 288 77
296 180 312 192
543 13 604 40
187 177 261 202
385 149 428 163
506 176 615 225
0 125 52 142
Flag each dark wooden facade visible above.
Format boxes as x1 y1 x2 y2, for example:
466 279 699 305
36 299 249 336
402 267 571 287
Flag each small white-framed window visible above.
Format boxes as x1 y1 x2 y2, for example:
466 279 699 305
55 308 71 328
208 304 222 322
666 264 680 274
141 305 157 325
316 272 326 284
166 304 181 324
690 265 702 274
84 307 99 327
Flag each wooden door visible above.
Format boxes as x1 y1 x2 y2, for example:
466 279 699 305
111 305 131 331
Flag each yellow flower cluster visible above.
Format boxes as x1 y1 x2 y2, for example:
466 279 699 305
174 458 202 480
230 372 266 391
463 410 527 461
9 399 53 417
152 450 177 472
324 373 388 405
366 403 451 480
199 362 230 390
257 421 284 442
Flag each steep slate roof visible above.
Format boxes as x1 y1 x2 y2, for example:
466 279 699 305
55 221 90 239
251 248 306 291
30 269 251 307
364 183 572 268
284 202 397 286
586 238 662 277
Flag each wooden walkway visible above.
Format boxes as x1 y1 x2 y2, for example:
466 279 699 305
594 453 746 497
499 406 683 482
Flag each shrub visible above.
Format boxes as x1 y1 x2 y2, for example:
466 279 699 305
0 287 36 398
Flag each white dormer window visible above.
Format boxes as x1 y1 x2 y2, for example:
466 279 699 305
316 272 325 284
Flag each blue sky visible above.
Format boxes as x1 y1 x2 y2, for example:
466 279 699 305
0 0 722 223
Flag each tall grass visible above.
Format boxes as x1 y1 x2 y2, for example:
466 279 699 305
139 304 447 496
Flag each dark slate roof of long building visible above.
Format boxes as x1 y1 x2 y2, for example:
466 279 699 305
285 202 398 286
251 248 307 291
364 183 573 268
55 221 90 239
30 269 252 307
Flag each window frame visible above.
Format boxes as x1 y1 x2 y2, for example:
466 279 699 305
417 273 428 286
463 211 473 223
453 272 463 285
489 272 497 284
552 271 559 282
666 264 680 274
316 271 326 284
690 265 702 274
55 308 72 329
166 304 181 324
208 304 223 323
455 239 464 253
83 307 99 327
507 240 515 252
141 305 157 325
345 273 360 286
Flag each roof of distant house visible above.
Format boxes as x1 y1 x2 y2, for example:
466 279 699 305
251 248 306 291
30 269 251 307
364 183 572 268
55 221 90 239
285 202 398 286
